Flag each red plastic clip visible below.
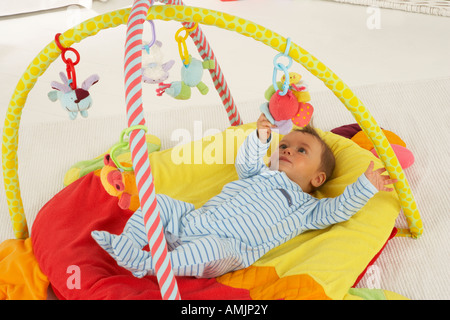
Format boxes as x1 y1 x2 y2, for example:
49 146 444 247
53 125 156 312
55 33 80 90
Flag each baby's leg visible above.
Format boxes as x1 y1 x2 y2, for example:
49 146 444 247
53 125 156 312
169 236 245 278
121 208 148 248
105 195 196 277
91 209 147 257
156 194 195 247
116 235 246 278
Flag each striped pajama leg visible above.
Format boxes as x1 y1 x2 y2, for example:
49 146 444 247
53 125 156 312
91 209 148 258
114 233 246 278
93 194 247 278
93 194 200 277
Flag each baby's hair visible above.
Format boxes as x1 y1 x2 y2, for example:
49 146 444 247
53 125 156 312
292 125 336 189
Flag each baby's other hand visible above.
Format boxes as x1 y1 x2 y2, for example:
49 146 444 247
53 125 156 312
364 161 398 192
257 113 276 143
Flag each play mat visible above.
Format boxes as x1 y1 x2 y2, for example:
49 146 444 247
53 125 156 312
1 0 422 300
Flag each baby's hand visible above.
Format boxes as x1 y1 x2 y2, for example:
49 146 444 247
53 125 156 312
257 113 276 143
364 161 398 192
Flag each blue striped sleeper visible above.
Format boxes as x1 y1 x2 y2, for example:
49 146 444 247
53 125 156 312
92 130 378 278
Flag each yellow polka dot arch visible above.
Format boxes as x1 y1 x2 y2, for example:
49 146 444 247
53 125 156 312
2 5 422 239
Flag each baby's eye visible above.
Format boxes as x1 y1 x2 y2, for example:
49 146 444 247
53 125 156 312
279 144 287 149
298 148 306 154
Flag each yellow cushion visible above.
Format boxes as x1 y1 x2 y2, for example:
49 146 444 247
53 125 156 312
147 123 400 299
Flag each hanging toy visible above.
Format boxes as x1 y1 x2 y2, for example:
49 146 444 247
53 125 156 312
156 24 215 100
158 55 215 99
48 33 99 120
141 21 175 84
260 38 314 134
48 72 99 120
142 40 175 84
265 72 311 103
261 71 314 133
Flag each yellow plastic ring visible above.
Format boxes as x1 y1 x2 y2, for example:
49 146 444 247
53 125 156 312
175 23 198 65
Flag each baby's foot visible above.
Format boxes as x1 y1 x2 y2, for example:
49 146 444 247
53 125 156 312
91 230 117 256
112 235 152 278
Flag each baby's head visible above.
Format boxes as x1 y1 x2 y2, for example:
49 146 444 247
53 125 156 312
269 126 335 193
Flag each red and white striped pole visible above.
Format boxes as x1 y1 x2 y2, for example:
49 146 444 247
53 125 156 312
124 0 180 300
159 0 242 126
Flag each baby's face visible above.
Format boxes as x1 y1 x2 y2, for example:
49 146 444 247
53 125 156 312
269 131 324 193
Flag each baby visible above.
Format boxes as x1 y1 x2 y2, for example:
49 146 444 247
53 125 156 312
92 114 397 278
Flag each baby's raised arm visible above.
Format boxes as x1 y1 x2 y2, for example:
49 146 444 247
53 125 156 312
257 113 276 143
235 127 271 179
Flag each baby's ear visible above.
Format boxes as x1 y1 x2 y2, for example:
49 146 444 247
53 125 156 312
311 171 327 188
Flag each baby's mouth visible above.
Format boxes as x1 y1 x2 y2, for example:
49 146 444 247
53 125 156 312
279 156 291 164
